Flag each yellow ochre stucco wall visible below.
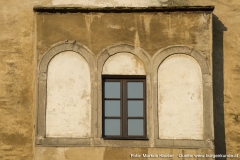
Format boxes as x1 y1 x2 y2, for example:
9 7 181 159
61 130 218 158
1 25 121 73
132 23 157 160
0 0 239 159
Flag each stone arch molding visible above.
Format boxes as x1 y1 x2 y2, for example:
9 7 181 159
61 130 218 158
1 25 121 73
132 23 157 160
37 41 95 146
97 44 151 75
95 44 152 146
152 45 214 149
153 45 210 75
36 43 214 148
39 41 94 74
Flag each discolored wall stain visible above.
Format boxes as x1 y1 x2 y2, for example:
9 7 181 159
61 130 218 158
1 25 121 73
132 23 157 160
233 65 240 73
37 12 212 60
1 133 28 146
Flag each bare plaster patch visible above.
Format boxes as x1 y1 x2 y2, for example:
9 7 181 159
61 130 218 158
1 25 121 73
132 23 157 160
102 52 146 75
158 54 203 139
46 51 91 138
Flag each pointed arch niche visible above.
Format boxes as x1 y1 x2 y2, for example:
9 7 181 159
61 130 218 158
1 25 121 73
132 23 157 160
36 42 94 146
153 46 214 149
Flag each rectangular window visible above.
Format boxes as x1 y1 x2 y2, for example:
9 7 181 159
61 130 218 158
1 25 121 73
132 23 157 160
102 75 146 139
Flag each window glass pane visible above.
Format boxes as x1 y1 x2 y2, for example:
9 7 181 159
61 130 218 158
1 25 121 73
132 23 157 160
104 119 120 136
128 100 143 117
105 100 120 117
128 119 144 136
104 82 120 98
127 82 143 98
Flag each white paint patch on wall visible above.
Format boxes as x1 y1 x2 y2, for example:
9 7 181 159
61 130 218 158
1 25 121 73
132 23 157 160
52 0 168 7
102 52 146 75
158 54 203 139
46 51 91 138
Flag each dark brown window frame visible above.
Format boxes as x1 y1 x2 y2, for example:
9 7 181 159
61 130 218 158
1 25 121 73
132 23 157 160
102 75 147 140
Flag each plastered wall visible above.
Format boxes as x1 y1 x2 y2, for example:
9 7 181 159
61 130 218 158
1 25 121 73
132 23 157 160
36 12 212 59
35 147 214 160
0 1 34 159
158 54 203 140
34 10 214 159
102 53 146 75
0 0 239 159
46 51 91 138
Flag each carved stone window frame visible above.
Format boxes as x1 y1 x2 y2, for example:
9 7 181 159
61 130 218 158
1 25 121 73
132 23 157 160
153 46 214 149
36 41 95 146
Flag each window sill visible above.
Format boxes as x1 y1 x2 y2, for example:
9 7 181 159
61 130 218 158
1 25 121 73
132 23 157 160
102 137 149 140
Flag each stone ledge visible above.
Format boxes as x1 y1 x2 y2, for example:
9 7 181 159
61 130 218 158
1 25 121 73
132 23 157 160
33 6 214 13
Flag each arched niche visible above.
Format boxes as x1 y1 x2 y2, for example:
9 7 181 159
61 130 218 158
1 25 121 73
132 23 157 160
153 46 213 148
158 54 203 139
96 44 151 141
36 42 94 146
102 52 146 75
46 51 91 138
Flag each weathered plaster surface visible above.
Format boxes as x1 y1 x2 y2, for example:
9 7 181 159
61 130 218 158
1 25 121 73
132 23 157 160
35 147 214 160
34 0 167 7
1 0 240 159
35 7 214 158
46 51 91 138
102 52 146 75
0 0 34 159
158 54 203 139
37 12 212 59
187 0 240 155
51 0 166 7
